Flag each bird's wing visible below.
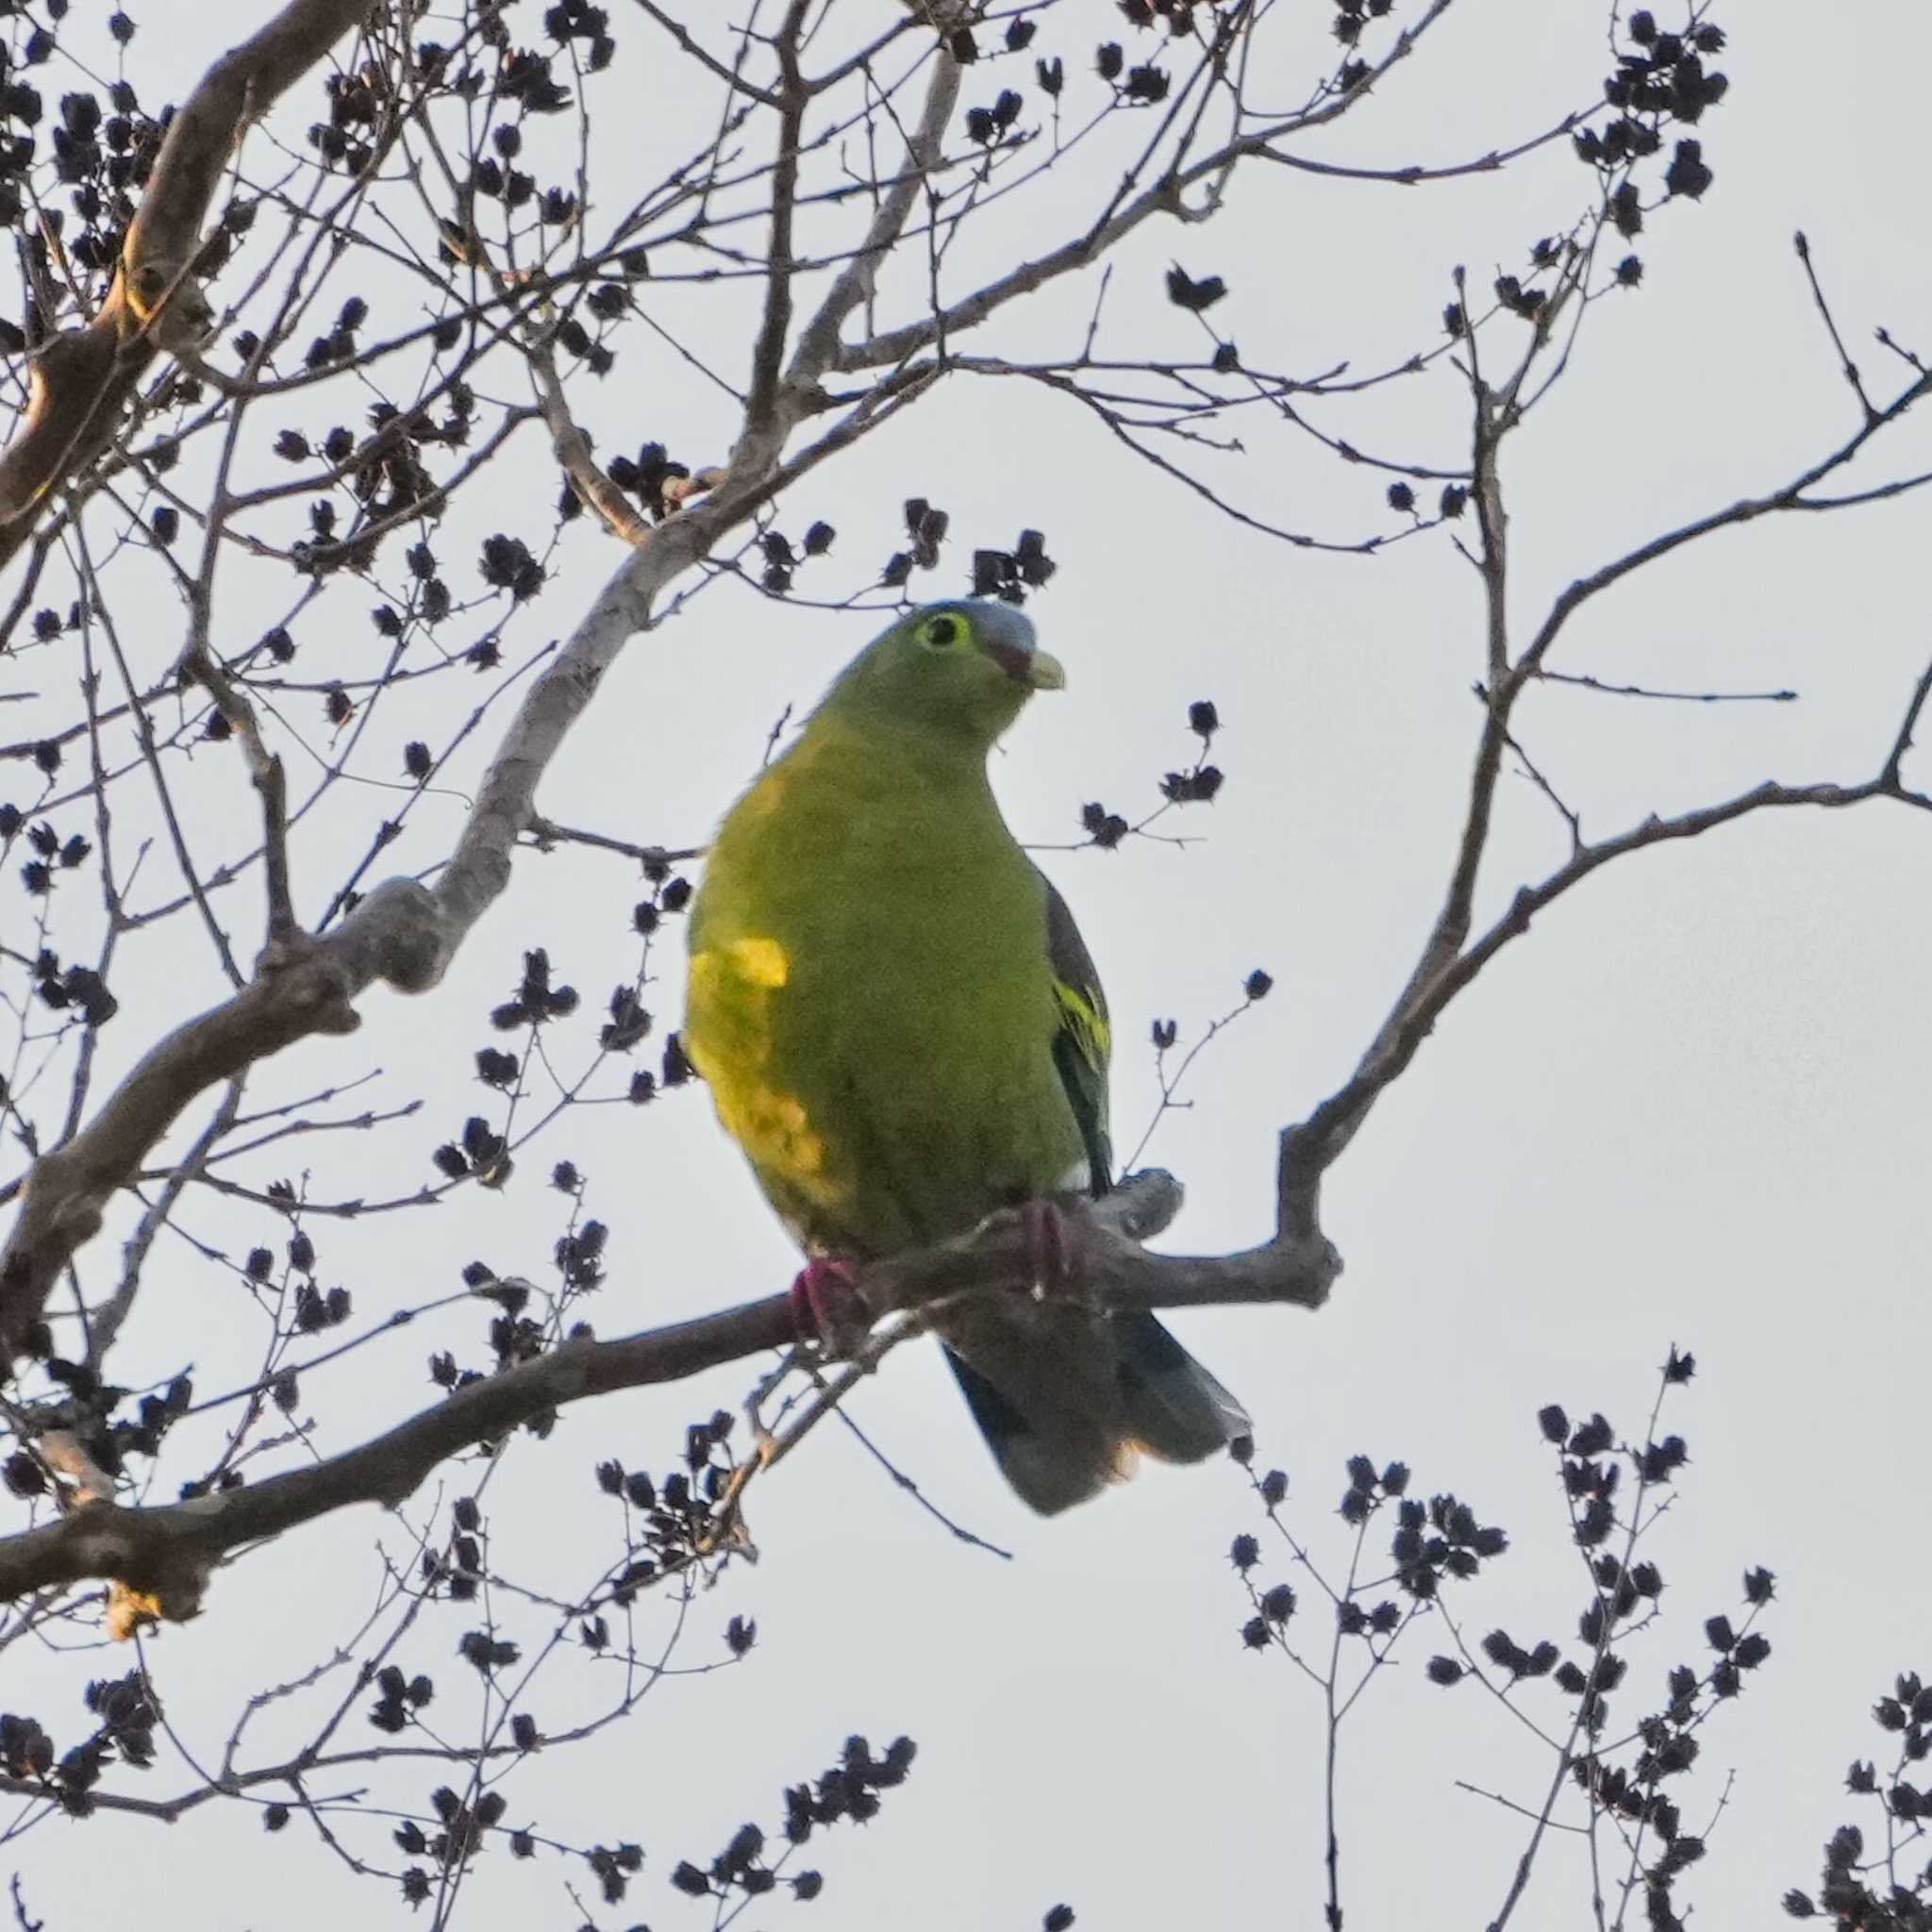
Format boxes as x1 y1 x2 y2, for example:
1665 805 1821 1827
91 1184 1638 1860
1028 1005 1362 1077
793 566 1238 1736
1040 870 1111 1196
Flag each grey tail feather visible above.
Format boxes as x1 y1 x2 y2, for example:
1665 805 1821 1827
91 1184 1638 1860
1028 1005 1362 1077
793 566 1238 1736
942 1345 1116 1516
1112 1309 1252 1466
942 1313 1249 1518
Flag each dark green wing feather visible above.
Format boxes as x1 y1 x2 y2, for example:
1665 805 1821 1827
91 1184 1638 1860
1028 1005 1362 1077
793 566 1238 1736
1040 872 1111 1197
940 868 1250 1515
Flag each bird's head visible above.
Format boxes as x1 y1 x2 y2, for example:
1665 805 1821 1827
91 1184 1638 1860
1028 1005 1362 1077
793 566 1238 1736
823 600 1065 747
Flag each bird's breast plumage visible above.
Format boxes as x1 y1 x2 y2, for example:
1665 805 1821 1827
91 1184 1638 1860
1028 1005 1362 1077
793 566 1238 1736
685 719 1084 1258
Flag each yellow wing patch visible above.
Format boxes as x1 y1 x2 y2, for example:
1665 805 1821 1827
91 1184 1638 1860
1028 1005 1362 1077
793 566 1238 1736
1050 975 1109 1071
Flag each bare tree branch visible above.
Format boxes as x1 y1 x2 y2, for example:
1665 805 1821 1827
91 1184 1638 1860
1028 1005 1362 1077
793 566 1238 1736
1291 661 1932 1197
837 0 1457 375
84 1077 244 1373
0 1173 1336 1615
1274 235 1932 1230
1517 362 1932 678
0 0 383 568
530 339 651 545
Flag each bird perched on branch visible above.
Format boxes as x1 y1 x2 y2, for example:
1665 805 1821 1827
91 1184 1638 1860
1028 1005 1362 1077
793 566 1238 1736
683 599 1248 1513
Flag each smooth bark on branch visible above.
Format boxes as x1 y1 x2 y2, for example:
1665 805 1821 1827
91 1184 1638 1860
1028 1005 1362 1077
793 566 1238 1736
0 0 381 569
0 1175 1340 1617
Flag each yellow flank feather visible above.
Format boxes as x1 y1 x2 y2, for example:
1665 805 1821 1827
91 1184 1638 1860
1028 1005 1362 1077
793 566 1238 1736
685 933 849 1230
718 935 790 989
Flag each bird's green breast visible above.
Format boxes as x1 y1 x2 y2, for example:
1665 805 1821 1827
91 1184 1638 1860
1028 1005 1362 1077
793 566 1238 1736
685 713 1082 1257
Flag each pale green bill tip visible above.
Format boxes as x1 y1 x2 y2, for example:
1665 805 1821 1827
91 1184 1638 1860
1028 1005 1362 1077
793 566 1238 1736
1027 648 1066 691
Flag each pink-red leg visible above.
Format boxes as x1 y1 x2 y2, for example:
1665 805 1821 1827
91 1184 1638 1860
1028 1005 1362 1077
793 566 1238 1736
1018 1198 1083 1296
789 1255 867 1348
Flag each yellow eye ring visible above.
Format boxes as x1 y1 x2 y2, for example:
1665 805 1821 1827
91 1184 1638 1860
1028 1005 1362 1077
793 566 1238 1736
918 613 962 650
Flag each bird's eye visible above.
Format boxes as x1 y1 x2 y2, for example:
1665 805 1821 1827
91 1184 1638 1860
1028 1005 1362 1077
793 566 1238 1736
918 614 961 650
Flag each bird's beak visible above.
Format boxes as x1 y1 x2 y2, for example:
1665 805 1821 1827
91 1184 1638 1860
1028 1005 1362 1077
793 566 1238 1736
1025 648 1066 691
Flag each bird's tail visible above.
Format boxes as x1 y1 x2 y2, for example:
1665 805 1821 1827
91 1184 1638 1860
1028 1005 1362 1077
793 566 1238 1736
940 1307 1250 1516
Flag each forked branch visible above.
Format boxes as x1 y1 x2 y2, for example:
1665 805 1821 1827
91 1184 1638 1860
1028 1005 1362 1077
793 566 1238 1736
0 1174 1338 1615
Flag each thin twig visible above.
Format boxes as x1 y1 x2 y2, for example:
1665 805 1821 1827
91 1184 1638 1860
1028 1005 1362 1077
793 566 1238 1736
86 1077 245 1372
1793 231 1874 420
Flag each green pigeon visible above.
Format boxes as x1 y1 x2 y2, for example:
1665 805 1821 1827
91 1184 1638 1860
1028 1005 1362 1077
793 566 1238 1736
683 599 1249 1513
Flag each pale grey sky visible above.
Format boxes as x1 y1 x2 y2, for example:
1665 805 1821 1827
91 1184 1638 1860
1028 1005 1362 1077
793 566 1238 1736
6 4 1932 1928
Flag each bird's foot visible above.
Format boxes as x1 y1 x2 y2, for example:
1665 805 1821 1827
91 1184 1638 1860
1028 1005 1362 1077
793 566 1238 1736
1017 1197 1089 1301
788 1255 873 1356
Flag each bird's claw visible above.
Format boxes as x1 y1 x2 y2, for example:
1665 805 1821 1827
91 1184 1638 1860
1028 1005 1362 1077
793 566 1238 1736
789 1255 874 1356
1017 1198 1091 1304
